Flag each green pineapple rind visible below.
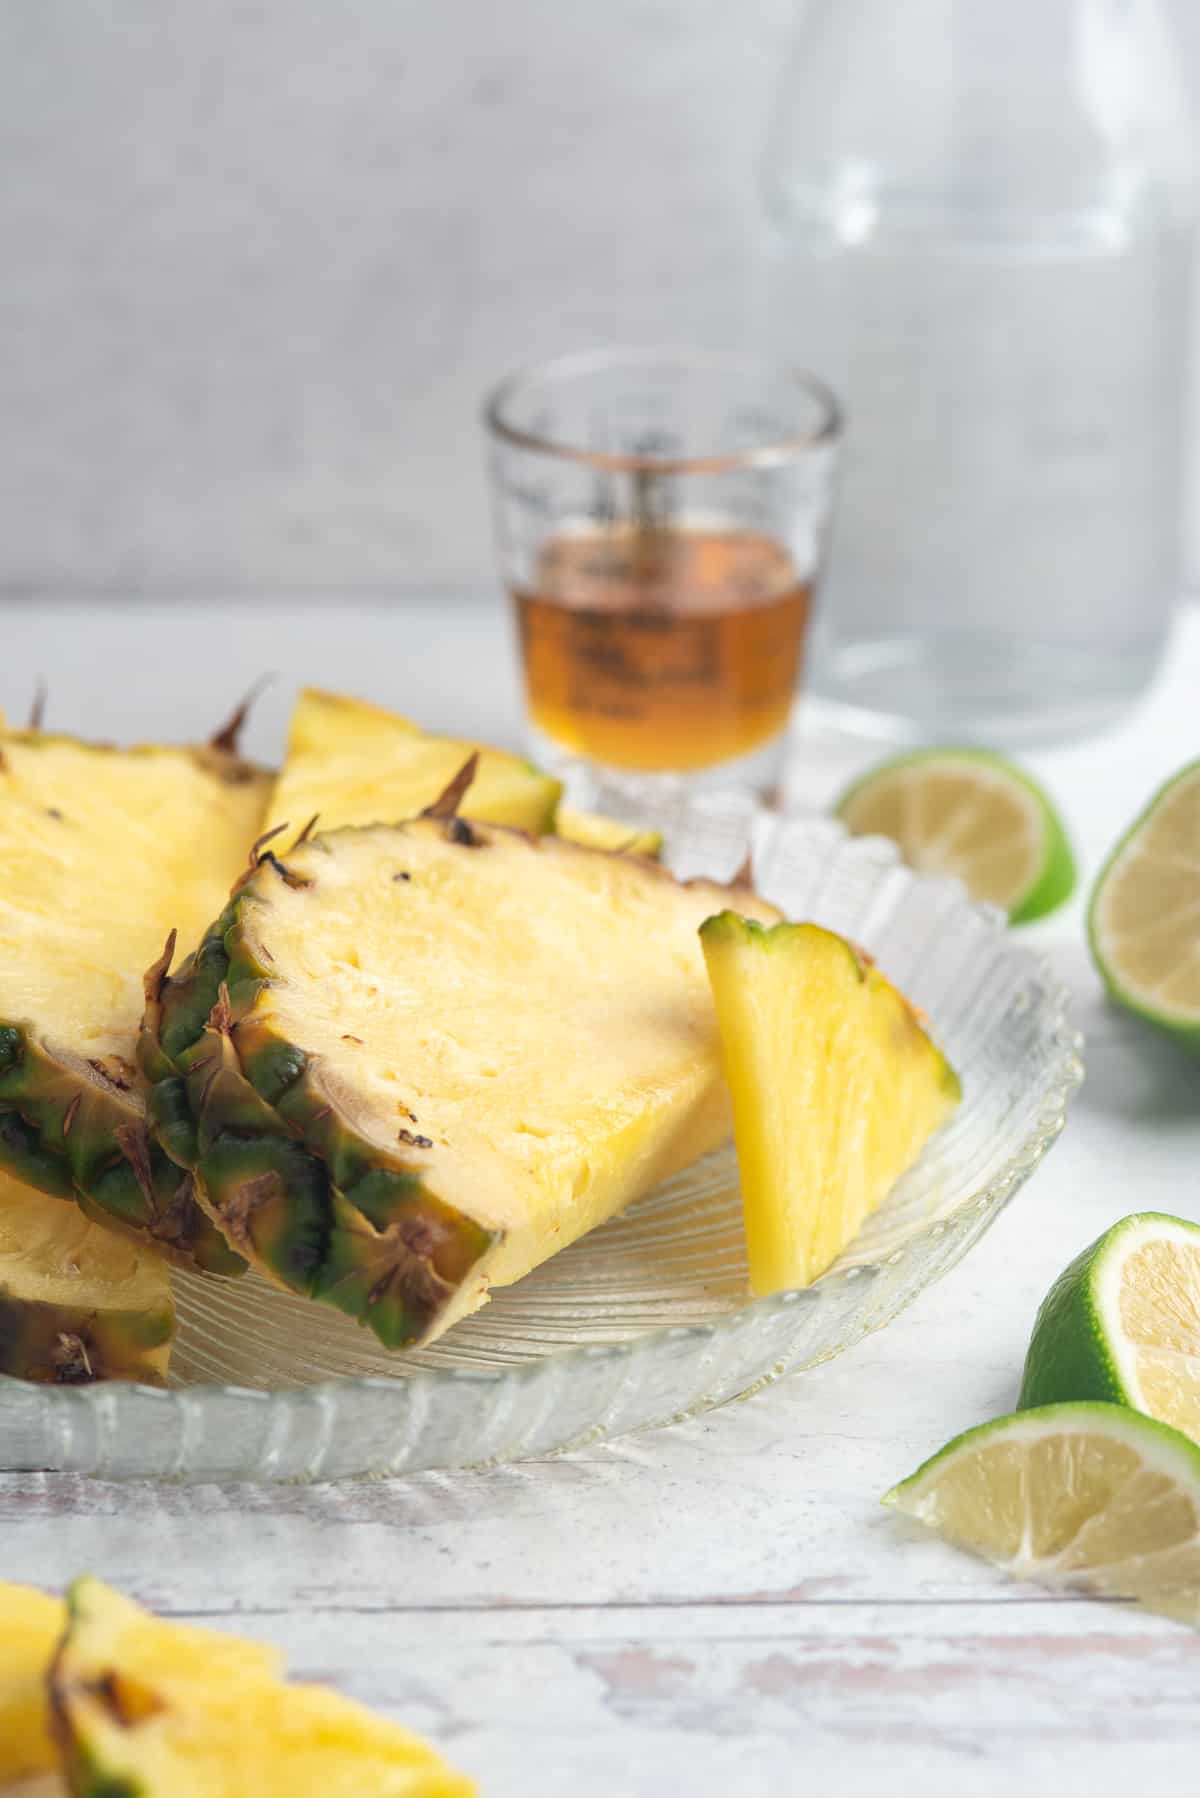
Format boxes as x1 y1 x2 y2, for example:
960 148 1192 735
0 1287 174 1387
528 783 564 835
49 1579 144 1798
0 729 267 1277
140 854 499 1349
0 1026 243 1275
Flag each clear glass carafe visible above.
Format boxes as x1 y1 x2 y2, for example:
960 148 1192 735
762 0 1195 743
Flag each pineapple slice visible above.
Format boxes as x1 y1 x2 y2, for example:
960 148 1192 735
0 726 270 1270
554 805 663 858
0 1583 62 1782
50 1577 473 1797
269 687 561 836
700 915 961 1294
0 1170 174 1385
141 805 778 1346
271 687 657 861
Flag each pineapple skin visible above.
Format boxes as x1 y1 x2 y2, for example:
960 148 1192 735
0 732 261 1276
0 1143 176 1390
0 1024 241 1277
0 1290 172 1387
140 875 498 1349
0 1582 63 1781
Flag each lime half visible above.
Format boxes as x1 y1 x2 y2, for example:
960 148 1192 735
1019 1213 1200 1443
885 1402 1200 1625
1088 759 1200 1047
835 748 1076 923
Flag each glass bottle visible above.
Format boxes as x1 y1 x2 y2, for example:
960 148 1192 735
761 0 1195 743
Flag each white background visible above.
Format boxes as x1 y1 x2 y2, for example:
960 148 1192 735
4 0 1200 599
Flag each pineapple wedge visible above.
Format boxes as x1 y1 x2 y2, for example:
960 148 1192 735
0 1170 174 1385
0 727 269 1271
50 1577 472 1797
269 687 561 836
700 915 961 1294
0 1583 62 1782
141 810 778 1346
554 805 663 858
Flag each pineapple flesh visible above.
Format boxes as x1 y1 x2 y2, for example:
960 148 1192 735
50 1577 473 1797
0 728 269 1270
554 805 663 858
141 813 778 1347
0 1583 62 1782
269 688 562 836
0 1170 174 1386
700 915 961 1294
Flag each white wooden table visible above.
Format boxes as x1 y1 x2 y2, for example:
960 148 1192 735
4 598 1200 1796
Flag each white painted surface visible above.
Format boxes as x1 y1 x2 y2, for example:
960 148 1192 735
2 598 1199 1793
3 0 1200 596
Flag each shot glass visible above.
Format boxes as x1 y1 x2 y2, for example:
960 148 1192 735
484 346 840 796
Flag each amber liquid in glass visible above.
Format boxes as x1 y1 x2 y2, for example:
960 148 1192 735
512 522 812 772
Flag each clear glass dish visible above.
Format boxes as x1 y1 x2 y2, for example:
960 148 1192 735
0 790 1082 1482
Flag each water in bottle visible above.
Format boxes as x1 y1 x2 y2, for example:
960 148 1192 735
762 0 1195 743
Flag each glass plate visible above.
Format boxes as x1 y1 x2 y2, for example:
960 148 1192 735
0 791 1082 1481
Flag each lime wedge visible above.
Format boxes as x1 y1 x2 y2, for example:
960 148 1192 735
885 1402 1200 1625
1088 759 1200 1046
1019 1213 1200 1442
835 748 1076 923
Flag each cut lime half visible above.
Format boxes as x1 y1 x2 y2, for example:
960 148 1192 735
885 1402 1200 1626
1088 759 1200 1047
1019 1212 1200 1443
835 748 1076 923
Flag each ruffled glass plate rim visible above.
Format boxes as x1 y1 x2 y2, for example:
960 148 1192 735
0 803 1084 1482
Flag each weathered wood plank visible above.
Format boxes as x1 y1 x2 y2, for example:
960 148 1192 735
135 1605 1200 1798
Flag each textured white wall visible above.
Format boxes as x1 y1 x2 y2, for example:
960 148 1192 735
1 0 1197 598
